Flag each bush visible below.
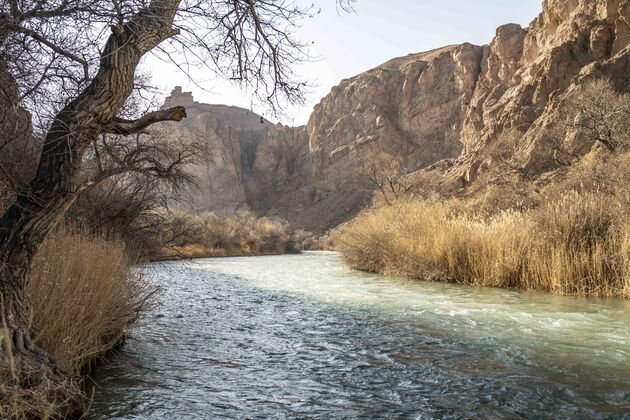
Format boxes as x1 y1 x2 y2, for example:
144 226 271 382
338 194 630 298
29 228 157 372
162 209 298 259
1 227 157 418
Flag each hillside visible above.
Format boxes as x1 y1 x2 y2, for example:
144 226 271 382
167 0 630 232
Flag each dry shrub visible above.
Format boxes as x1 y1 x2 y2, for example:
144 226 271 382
0 353 82 420
1 227 157 418
339 194 630 298
165 209 297 259
28 227 157 373
523 192 628 296
291 229 320 250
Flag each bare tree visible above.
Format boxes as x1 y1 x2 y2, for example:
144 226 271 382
359 154 412 206
562 79 630 153
0 0 354 381
71 175 196 259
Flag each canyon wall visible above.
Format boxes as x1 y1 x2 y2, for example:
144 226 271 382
169 0 630 232
164 88 312 217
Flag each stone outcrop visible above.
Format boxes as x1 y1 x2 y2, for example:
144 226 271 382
449 0 630 182
167 0 630 232
307 44 483 181
163 87 311 218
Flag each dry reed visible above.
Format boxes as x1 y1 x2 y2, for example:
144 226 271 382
166 210 297 259
1 227 157 418
338 193 630 298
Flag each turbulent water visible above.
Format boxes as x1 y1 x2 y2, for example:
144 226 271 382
88 252 630 419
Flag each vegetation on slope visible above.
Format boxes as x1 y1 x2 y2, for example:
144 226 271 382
339 79 630 299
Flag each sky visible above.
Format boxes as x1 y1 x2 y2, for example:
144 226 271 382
148 0 542 125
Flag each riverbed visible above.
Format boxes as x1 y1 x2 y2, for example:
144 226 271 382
88 252 630 418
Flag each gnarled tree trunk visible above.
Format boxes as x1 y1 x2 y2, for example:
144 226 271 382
0 0 184 372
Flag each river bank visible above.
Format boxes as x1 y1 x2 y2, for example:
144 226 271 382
0 209 306 418
338 193 630 299
152 210 310 260
0 229 156 419
87 252 630 418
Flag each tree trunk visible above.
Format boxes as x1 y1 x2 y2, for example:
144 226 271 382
0 0 182 372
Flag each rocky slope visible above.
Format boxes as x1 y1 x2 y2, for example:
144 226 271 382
169 0 630 232
407 0 630 206
461 0 630 169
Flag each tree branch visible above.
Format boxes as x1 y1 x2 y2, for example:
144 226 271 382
101 106 187 135
11 24 90 80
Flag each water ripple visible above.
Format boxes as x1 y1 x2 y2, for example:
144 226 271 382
88 252 630 419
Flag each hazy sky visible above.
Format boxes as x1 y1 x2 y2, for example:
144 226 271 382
148 0 542 125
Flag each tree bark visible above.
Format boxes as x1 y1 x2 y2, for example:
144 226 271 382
0 0 183 369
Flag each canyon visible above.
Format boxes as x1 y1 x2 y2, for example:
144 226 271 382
167 0 630 232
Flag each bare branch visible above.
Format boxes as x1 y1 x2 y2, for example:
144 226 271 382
359 154 412 205
10 24 89 80
101 106 187 135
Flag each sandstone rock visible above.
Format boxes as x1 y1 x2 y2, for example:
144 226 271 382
163 87 309 215
165 0 630 232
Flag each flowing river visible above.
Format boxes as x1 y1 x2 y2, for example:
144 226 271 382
87 252 630 419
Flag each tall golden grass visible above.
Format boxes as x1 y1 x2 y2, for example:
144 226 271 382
29 228 156 372
1 227 157 418
338 193 630 298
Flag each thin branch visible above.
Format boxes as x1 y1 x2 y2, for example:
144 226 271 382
10 24 89 80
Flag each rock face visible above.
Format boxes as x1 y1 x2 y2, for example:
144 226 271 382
308 44 483 181
446 0 630 186
167 0 630 232
163 88 311 217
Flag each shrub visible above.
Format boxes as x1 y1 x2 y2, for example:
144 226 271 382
162 209 296 259
1 228 157 418
28 228 157 372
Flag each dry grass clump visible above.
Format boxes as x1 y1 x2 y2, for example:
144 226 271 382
523 193 628 296
338 193 630 298
0 354 82 420
1 227 157 418
165 209 299 259
29 228 157 372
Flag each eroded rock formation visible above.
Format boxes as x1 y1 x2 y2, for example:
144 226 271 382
163 88 311 217
168 0 630 232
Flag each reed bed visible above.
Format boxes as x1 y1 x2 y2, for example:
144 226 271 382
28 228 157 372
338 193 630 298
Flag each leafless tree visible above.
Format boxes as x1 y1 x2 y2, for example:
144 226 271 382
561 79 630 153
359 154 412 206
0 0 355 384
71 174 199 259
483 128 539 183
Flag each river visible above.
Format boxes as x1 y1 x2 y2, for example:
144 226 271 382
87 252 630 419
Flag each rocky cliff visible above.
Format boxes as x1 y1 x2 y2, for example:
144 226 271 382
410 0 630 207
168 0 630 232
163 87 312 217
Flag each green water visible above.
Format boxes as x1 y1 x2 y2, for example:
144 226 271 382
88 252 630 419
